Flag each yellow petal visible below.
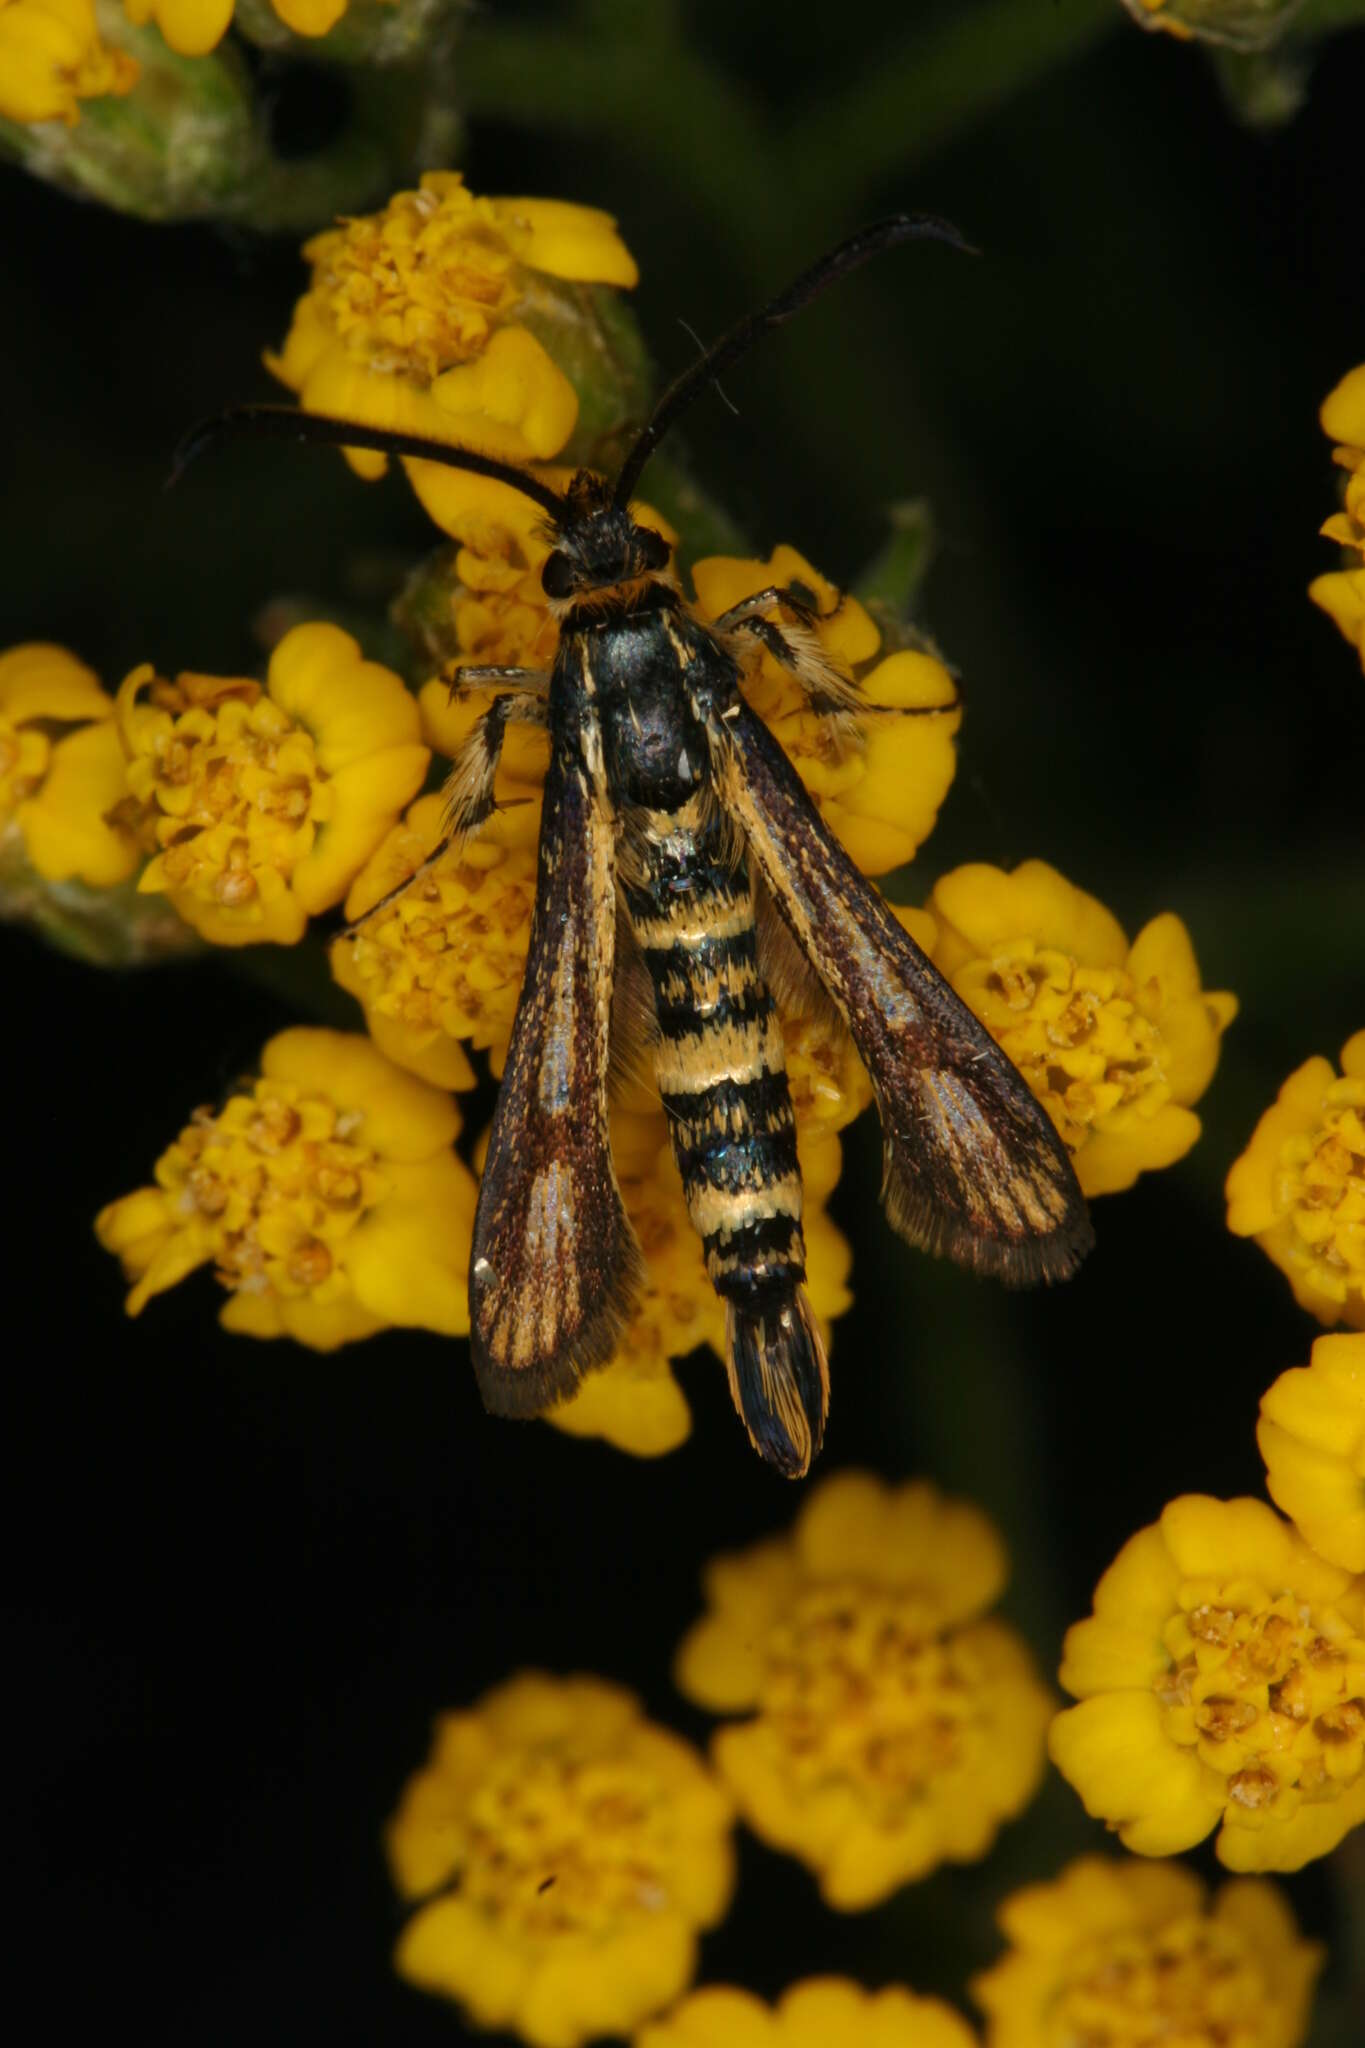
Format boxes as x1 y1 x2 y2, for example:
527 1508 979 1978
428 325 579 463
1048 1694 1224 1853
270 0 346 33
16 719 140 887
1320 363 1365 448
260 1028 460 1160
495 196 639 288
0 641 111 723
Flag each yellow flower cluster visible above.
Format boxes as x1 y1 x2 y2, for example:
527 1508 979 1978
117 623 428 946
972 1854 1321 2048
927 860 1237 1197
1050 1493 1365 1871
639 1979 977 2048
1310 365 1365 669
0 643 138 888
96 1027 475 1349
386 1672 734 2048
121 0 351 59
675 1472 1052 1907
0 0 137 124
267 172 638 539
1226 1031 1365 1328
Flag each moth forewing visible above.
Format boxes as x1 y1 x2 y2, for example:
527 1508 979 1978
708 698 1093 1285
469 739 644 1415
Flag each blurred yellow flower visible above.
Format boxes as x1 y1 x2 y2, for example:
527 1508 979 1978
928 859 1236 1197
637 1977 978 2048
0 0 137 123
1258 1333 1365 1572
118 622 427 946
96 1027 473 1349
675 1472 1051 1908
972 1854 1321 2048
267 171 637 538
0 643 139 887
1226 1032 1365 1328
1051 1493 1365 1871
692 545 961 875
119 0 353 58
387 1672 734 2048
1311 363 1365 668
1309 566 1365 669
545 1111 851 1458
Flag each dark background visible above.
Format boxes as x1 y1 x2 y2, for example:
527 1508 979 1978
7 2 1365 2040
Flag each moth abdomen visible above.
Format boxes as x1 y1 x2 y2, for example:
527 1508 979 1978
625 805 825 1473
725 1287 829 1480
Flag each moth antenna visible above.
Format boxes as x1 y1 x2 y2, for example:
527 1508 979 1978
724 1290 829 1479
168 405 570 521
613 214 976 506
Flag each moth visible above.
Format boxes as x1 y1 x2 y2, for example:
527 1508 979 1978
182 217 1093 1476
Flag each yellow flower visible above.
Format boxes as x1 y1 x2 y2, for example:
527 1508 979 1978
387 1672 735 2048
675 1472 1052 1908
691 545 961 875
117 622 428 946
1309 566 1365 669
928 860 1237 1197
1050 1493 1365 1871
335 797 531 1090
0 643 139 887
1311 364 1365 667
96 1027 474 1350
636 1977 978 2048
0 0 137 123
971 1854 1321 2048
544 1111 852 1458
1258 1333 1365 1572
1226 1032 1365 1328
266 172 638 539
119 0 350 58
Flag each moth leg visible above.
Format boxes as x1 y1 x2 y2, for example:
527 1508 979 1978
729 611 864 722
719 584 960 725
345 691 547 936
445 663 551 699
712 582 821 633
440 688 548 839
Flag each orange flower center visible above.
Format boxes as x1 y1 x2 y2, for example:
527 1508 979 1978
951 941 1168 1151
756 1581 989 1817
155 1081 389 1303
1048 1914 1270 2048
1275 1088 1365 1307
460 1751 674 1939
1155 1586 1365 1816
345 842 537 1057
308 180 517 383
117 669 331 907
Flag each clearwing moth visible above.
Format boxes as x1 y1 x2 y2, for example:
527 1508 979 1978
177 217 1094 1476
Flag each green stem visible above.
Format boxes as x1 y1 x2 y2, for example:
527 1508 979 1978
786 0 1118 224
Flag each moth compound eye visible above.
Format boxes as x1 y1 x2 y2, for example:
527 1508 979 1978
542 552 575 599
638 527 670 571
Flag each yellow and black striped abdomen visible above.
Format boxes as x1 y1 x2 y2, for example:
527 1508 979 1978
624 802 829 1474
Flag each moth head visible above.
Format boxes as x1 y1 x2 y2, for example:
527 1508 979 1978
542 470 671 599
